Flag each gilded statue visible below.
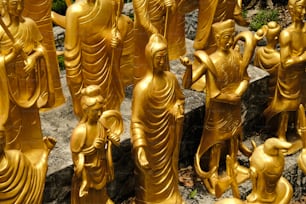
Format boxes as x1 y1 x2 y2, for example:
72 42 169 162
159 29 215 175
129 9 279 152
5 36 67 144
181 19 257 195
0 0 55 151
52 0 135 88
0 0 56 201
70 85 123 204
133 0 186 83
65 0 124 119
215 138 293 204
23 0 65 108
0 126 56 203
131 34 185 203
263 0 306 148
254 21 281 102
184 0 249 91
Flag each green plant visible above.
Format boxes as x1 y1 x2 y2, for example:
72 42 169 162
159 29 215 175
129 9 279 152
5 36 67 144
249 9 279 31
188 189 198 199
242 9 248 19
52 0 67 15
58 55 65 70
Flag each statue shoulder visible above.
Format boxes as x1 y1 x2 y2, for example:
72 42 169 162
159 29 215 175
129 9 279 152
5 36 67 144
66 2 85 18
70 123 87 153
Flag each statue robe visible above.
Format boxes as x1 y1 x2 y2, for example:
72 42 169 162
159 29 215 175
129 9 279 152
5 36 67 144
65 0 124 118
131 72 185 204
0 17 53 154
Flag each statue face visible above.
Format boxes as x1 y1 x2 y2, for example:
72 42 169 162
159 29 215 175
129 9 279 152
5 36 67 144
87 103 103 123
7 0 23 17
217 31 235 51
153 49 168 71
294 0 306 21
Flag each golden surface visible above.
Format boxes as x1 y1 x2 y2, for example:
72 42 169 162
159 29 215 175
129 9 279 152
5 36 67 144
181 19 257 196
131 34 185 203
0 0 56 202
70 85 123 204
254 21 281 102
52 0 134 88
64 0 124 119
23 0 65 109
133 0 186 83
215 138 293 204
263 0 306 145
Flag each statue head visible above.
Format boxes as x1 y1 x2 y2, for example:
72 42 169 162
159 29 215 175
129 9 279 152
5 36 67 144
247 138 291 203
288 0 306 21
80 85 105 123
6 0 24 17
265 21 281 42
212 19 235 52
145 33 169 72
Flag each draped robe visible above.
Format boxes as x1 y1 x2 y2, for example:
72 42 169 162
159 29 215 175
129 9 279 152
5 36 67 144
131 72 185 204
0 17 53 153
65 0 124 118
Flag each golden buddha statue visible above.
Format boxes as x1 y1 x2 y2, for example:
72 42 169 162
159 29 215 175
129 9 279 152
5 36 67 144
263 0 306 146
23 0 66 109
70 85 123 204
0 126 56 203
64 0 125 119
181 19 257 195
133 0 186 83
131 34 185 203
215 138 293 204
254 21 281 102
0 0 55 152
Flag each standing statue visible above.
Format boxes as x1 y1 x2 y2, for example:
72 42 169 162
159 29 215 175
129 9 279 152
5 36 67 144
181 19 257 195
131 34 185 203
215 138 293 204
70 85 123 204
65 0 124 119
0 0 54 151
0 127 56 203
23 0 66 109
133 0 186 83
297 104 306 173
254 21 281 102
0 0 56 202
263 0 306 148
53 0 135 88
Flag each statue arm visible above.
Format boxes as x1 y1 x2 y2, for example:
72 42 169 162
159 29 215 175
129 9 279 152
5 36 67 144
64 5 83 85
133 0 158 34
131 86 150 169
280 30 306 69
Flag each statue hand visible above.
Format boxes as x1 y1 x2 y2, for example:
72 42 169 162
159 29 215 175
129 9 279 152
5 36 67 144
111 28 121 48
108 132 120 146
24 55 36 74
93 137 104 150
180 56 192 67
137 147 150 170
164 0 177 13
